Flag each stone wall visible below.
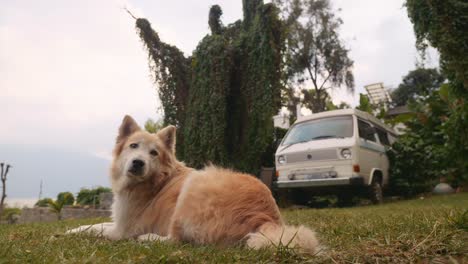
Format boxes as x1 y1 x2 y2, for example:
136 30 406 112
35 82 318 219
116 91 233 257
18 207 111 224
99 192 113 210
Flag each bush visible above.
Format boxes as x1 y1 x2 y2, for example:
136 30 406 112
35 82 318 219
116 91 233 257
388 86 466 196
57 192 75 206
35 198 53 207
76 187 111 207
1 207 21 222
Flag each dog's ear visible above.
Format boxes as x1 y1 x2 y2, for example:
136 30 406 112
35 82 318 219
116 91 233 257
157 125 176 153
117 115 141 143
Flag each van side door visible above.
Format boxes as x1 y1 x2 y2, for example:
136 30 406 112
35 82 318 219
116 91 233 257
357 119 384 183
375 127 391 185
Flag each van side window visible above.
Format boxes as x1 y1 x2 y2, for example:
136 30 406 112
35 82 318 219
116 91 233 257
376 128 390 146
358 120 376 142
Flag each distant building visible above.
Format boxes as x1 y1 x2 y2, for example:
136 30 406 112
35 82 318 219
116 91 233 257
364 82 392 106
386 105 412 135
273 114 290 129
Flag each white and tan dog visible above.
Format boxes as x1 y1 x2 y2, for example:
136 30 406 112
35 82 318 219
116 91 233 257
67 115 320 254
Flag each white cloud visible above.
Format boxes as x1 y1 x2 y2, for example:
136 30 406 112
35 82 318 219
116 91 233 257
0 0 160 155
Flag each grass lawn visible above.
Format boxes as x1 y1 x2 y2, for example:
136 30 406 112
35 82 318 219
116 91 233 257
1 193 467 263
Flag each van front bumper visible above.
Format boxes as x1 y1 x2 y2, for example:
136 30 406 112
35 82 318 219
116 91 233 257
275 176 364 188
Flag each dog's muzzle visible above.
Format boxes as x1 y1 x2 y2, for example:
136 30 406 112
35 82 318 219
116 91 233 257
128 159 145 176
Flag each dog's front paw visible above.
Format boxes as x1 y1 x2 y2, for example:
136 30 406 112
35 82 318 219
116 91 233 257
137 233 170 242
65 222 114 236
66 225 93 234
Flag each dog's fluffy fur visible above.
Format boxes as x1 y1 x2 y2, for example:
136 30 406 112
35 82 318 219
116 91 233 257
67 115 320 254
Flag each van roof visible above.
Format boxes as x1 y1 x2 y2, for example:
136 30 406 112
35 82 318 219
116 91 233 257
295 109 397 135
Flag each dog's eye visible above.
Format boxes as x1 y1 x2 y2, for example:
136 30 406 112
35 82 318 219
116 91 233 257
129 143 138 149
150 150 158 156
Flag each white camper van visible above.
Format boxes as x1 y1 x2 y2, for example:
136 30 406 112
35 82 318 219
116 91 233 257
274 109 397 204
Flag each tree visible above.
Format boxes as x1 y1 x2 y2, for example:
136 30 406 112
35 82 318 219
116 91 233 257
144 118 164 133
134 1 284 174
274 0 354 114
355 93 374 114
391 68 445 106
57 192 75 206
0 163 12 218
302 89 349 112
406 0 468 92
47 197 68 221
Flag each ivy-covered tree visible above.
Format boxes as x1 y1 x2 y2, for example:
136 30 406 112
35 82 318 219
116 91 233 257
274 0 354 114
134 1 284 174
135 18 191 157
406 0 467 92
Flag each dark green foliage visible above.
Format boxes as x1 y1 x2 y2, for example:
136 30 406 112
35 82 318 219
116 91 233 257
242 0 263 28
183 34 234 168
76 187 111 207
56 192 74 206
35 198 53 207
235 3 284 174
404 0 468 187
391 68 445 106
135 1 284 175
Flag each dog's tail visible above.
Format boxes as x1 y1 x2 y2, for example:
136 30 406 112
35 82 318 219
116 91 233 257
245 222 320 255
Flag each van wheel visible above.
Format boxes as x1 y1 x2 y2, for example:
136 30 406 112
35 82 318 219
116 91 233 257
369 180 383 204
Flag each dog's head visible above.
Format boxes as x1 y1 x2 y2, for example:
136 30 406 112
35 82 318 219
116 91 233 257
110 115 177 191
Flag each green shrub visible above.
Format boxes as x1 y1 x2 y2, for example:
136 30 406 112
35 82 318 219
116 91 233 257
57 192 75 206
76 187 111 207
388 86 466 196
35 198 53 207
1 207 21 221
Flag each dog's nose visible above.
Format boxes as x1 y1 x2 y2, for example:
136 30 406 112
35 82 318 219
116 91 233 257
132 159 145 169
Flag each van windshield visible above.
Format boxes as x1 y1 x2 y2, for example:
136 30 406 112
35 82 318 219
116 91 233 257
282 116 354 146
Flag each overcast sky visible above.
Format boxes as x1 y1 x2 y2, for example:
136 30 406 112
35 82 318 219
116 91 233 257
1 0 438 198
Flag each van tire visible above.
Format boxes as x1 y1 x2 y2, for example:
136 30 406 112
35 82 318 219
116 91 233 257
369 180 383 204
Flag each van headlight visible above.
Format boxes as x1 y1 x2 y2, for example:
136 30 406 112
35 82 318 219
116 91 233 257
277 155 286 165
340 148 352 159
